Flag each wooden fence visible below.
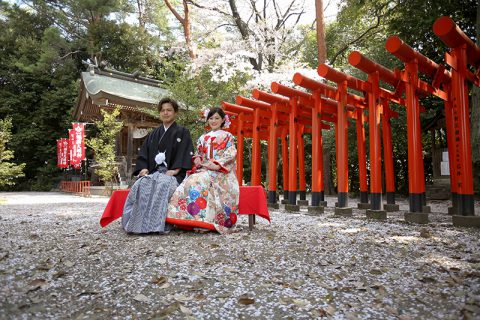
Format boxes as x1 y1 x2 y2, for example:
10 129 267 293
60 181 91 197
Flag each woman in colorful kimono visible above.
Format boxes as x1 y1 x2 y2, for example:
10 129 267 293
168 107 240 233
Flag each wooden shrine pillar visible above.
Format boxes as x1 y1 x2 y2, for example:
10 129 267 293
116 130 123 157
126 123 134 177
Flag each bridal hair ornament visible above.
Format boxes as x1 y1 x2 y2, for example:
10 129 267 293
202 108 210 122
201 108 230 128
223 114 231 129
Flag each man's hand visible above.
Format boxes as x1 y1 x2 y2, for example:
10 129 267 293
166 169 180 176
138 169 149 177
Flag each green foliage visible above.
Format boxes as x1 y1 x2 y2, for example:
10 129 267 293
0 3 78 190
0 117 26 188
166 62 252 142
297 26 318 69
0 1 172 190
86 108 123 187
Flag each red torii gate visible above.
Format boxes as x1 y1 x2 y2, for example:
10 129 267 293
434 16 479 223
269 83 334 210
270 81 365 212
220 16 477 226
250 89 312 207
316 63 403 215
292 73 369 210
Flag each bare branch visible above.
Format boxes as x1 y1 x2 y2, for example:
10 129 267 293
330 15 380 66
198 23 237 39
58 50 81 60
187 0 231 16
248 0 263 23
330 1 397 66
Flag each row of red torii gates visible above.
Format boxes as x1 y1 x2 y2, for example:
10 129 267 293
222 16 479 225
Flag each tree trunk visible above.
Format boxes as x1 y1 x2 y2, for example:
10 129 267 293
164 0 196 59
136 0 146 28
324 149 334 195
315 0 327 64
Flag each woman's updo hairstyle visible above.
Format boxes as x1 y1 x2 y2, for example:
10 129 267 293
207 107 226 128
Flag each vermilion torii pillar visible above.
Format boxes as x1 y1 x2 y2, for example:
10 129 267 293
281 127 289 202
270 82 332 209
355 107 369 208
292 73 361 209
251 89 301 207
236 96 269 186
221 102 254 184
442 83 459 215
385 36 452 222
232 94 289 207
318 64 387 215
248 90 289 205
348 51 402 214
381 101 400 212
434 16 480 222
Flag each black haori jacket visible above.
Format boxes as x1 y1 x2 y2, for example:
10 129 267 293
133 122 194 184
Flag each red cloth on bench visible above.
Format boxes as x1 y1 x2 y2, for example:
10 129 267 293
100 185 270 228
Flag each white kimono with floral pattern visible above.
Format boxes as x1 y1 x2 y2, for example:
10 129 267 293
167 130 240 233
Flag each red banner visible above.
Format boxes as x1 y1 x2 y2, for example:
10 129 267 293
68 129 75 164
57 138 69 168
57 140 62 168
69 123 85 165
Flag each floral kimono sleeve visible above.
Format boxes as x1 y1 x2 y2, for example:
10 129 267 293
211 133 237 174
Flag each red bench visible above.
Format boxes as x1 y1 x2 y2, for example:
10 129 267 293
100 185 270 231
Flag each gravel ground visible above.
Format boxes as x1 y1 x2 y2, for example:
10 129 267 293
0 191 479 320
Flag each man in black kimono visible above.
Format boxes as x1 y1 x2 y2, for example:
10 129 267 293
133 97 194 184
123 98 194 233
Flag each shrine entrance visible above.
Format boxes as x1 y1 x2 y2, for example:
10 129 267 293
73 66 168 185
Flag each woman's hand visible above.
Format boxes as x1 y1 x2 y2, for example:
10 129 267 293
193 157 202 167
204 161 220 171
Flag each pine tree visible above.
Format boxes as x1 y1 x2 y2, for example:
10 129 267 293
0 117 26 188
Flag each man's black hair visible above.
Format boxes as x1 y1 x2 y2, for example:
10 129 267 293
158 97 179 113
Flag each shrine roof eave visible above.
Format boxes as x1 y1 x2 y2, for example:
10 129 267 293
81 71 168 107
